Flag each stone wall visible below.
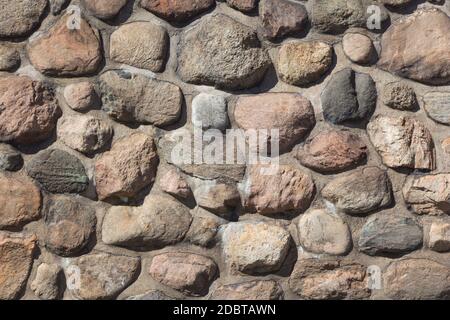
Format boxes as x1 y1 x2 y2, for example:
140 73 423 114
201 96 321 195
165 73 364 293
1 0 450 300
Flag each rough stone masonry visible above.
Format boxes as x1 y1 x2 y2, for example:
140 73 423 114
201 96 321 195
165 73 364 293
0 0 450 300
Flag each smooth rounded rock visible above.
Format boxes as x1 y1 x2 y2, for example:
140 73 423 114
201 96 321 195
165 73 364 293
83 0 128 19
211 280 283 300
64 82 101 112
141 0 215 23
424 92 450 125
342 33 376 64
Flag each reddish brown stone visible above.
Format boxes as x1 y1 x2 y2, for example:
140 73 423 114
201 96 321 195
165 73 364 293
83 0 128 19
140 0 215 22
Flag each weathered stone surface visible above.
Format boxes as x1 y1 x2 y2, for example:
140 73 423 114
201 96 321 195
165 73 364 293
125 290 175 300
0 45 20 71
30 263 62 300
64 82 100 112
50 0 69 15
222 222 291 274
43 195 96 256
28 13 102 76
384 259 450 300
289 259 370 300
0 173 41 229
194 184 240 219
149 252 218 296
185 208 221 247
367 116 435 170
192 93 228 131
278 41 333 86
99 70 182 127
0 232 37 300
298 209 352 256
102 195 192 248
110 22 168 72
259 0 308 40
322 167 392 215
242 165 315 216
58 115 113 155
234 93 315 153
178 14 271 90
94 132 159 200
141 0 214 22
0 75 61 145
403 174 450 216
428 221 450 252
211 280 283 300
342 33 376 64
382 82 418 111
424 92 450 125
380 0 413 6
358 214 423 256
312 0 366 34
322 68 377 124
83 0 128 19
0 144 23 171
27 149 89 194
160 169 191 198
226 0 257 12
0 0 47 38
378 9 450 85
297 130 367 173
68 252 140 300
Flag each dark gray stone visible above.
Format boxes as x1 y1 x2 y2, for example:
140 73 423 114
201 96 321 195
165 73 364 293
0 144 23 171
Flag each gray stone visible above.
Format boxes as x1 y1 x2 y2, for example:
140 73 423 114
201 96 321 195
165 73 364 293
83 0 128 19
0 144 23 171
0 45 20 71
358 214 423 256
30 263 62 300
322 68 377 124
211 280 283 300
185 208 222 247
382 82 418 111
312 0 366 34
50 0 69 15
424 92 450 125
0 0 47 38
192 93 228 131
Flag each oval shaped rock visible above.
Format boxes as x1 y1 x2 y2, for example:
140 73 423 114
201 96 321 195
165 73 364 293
94 132 158 200
358 214 423 256
322 167 392 215
423 92 450 125
227 0 257 13
342 33 376 65
298 209 352 256
211 280 283 300
27 149 89 194
0 75 61 145
83 0 127 19
141 0 215 23
177 14 271 90
64 82 100 112
149 252 218 296
297 130 367 173
99 70 182 127
0 0 47 38
234 93 315 153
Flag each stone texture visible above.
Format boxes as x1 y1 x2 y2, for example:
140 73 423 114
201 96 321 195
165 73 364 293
141 0 215 22
30 263 62 300
242 165 315 216
234 93 315 153
28 13 103 77
322 68 377 124
380 0 413 6
185 208 221 247
26 149 89 194
403 174 450 216
0 172 41 229
378 9 450 85
177 14 271 90
226 0 257 12
358 215 423 256
102 195 192 248
43 195 96 256
0 232 37 300
94 132 159 200
322 167 392 215
194 184 240 219
342 33 376 65
160 169 191 198
289 259 370 300
0 144 23 171
424 92 450 125
384 259 450 300
297 130 368 173
50 0 69 15
382 82 418 111
0 0 47 38
0 45 20 71
110 22 168 72
83 0 128 19
99 70 182 127
68 252 140 300
0 75 61 145
222 222 291 274
259 0 308 40
149 252 218 296
211 280 283 300
278 41 333 86
125 290 175 300
367 115 435 170
192 93 228 131
297 209 352 256
64 82 101 112
58 115 113 155
428 221 450 252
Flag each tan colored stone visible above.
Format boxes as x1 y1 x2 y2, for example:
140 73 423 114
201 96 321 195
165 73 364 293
428 221 450 252
64 82 100 112
342 33 375 64
211 280 283 300
194 184 240 219
30 263 62 300
83 0 127 19
0 0 47 38
160 169 191 198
